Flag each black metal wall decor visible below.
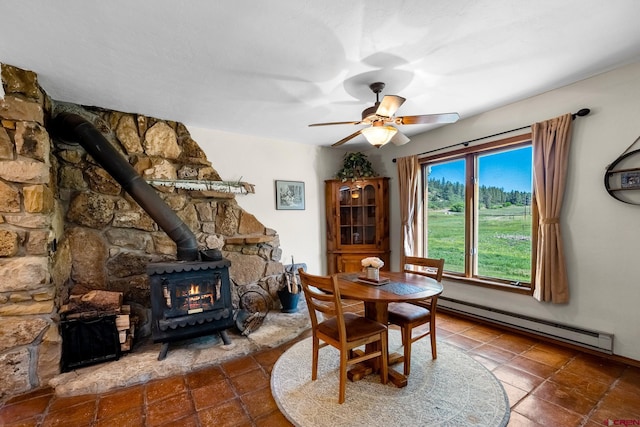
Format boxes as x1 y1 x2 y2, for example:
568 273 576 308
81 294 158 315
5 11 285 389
605 135 640 205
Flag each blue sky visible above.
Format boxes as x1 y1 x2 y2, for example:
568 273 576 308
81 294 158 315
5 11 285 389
427 146 533 192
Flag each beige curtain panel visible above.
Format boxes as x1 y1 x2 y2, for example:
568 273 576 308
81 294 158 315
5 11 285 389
397 155 420 268
531 113 573 303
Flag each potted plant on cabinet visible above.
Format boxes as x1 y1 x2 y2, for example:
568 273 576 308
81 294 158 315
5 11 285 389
336 152 377 181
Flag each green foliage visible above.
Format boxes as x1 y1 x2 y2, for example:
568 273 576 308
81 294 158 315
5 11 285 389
428 178 531 208
336 152 377 181
449 203 464 213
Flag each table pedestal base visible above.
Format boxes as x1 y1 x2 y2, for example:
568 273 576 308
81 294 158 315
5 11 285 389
347 350 408 388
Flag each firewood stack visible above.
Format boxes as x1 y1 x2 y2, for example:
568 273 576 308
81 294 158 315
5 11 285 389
60 290 136 352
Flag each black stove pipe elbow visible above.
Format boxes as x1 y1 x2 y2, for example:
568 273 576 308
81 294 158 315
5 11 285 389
52 112 199 261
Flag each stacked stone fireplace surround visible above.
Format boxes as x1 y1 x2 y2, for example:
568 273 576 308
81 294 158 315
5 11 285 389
0 63 288 400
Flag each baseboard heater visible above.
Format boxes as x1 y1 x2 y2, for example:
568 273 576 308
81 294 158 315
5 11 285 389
438 297 614 354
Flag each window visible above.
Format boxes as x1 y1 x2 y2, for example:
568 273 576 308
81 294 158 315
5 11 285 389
421 135 535 291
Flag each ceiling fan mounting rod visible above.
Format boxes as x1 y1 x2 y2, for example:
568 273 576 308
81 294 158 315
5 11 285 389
369 82 385 103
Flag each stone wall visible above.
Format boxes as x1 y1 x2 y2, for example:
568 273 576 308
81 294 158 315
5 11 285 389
0 63 286 401
0 64 63 400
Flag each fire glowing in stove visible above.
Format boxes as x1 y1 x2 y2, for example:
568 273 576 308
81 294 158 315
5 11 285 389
160 278 220 317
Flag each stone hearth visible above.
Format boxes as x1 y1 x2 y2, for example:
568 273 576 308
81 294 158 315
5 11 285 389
50 303 309 397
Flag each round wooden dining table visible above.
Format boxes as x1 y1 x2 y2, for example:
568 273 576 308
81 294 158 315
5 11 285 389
335 271 443 387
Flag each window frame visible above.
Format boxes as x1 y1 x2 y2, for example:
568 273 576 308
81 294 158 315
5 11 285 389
419 133 537 295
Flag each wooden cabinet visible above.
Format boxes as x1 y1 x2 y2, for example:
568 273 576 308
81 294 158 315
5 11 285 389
325 177 390 274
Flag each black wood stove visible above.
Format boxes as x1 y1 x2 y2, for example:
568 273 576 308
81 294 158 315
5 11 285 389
147 256 235 360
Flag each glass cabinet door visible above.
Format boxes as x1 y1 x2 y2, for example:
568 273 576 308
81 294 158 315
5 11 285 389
339 183 377 246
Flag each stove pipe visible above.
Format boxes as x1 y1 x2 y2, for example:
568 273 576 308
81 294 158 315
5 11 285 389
52 112 199 261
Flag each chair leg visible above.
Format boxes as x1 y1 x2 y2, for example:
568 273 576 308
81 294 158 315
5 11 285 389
430 322 437 359
339 350 348 404
312 336 319 381
403 325 412 376
380 331 388 385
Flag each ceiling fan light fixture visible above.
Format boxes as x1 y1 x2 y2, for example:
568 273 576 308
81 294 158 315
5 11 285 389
361 125 397 147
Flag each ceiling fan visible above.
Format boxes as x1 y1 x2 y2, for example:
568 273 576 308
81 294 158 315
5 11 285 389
309 82 459 148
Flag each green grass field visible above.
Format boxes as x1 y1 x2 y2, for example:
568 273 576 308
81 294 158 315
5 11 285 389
427 205 532 283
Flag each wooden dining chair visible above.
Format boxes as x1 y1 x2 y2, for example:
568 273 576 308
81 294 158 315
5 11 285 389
298 269 388 404
386 256 445 375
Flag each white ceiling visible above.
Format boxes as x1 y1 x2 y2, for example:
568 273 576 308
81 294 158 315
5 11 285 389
2 0 640 149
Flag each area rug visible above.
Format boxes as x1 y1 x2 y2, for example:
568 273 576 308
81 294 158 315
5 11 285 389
271 330 510 427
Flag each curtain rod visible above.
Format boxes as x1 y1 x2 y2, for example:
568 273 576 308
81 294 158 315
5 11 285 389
392 108 591 163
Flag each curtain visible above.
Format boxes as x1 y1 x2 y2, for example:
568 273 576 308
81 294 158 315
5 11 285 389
397 155 420 269
531 113 573 303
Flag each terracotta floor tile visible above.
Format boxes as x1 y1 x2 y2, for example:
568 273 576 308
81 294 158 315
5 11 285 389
434 326 455 338
41 399 96 427
254 409 295 427
97 385 144 419
155 413 201 427
550 369 610 402
471 343 518 364
145 375 187 403
513 395 584 427
146 391 195 427
197 398 252 427
460 325 503 342
191 378 236 411
222 355 261 378
94 406 143 427
3 417 42 427
589 407 640 426
0 394 53 424
437 317 476 333
241 386 278 419
610 375 640 403
532 380 597 415
589 386 640 421
469 353 502 371
505 355 559 378
507 411 543 426
502 382 529 408
521 345 574 368
4 387 54 405
488 333 537 354
442 333 483 351
253 347 285 370
47 394 95 412
231 367 270 396
186 365 226 389
494 365 545 392
616 365 640 394
529 341 577 358
561 353 626 385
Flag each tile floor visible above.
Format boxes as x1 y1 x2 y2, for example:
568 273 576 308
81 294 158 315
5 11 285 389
1 301 639 427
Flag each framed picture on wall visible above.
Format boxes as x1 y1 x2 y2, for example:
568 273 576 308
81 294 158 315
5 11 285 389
275 180 305 210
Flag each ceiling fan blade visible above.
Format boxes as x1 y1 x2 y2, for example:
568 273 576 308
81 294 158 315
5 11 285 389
390 131 410 146
376 95 406 118
332 130 362 147
309 120 361 127
396 112 460 125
